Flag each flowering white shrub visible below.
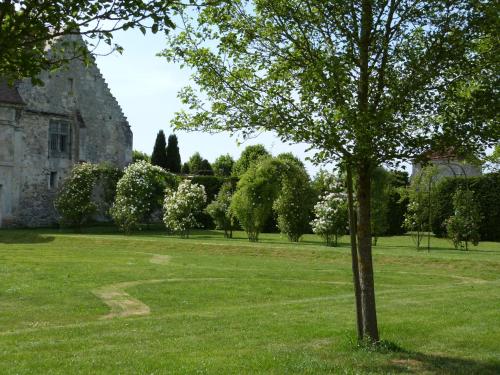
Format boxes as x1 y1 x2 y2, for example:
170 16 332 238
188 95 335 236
163 180 207 238
110 161 177 232
310 179 348 246
55 162 98 229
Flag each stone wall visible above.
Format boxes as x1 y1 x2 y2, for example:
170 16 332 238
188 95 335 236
0 39 132 227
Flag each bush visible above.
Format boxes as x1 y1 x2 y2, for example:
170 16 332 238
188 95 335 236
432 172 500 241
273 160 315 242
189 175 229 229
110 161 178 232
230 157 281 241
445 188 481 250
163 180 207 238
310 177 348 246
386 171 409 235
205 181 235 238
55 163 98 229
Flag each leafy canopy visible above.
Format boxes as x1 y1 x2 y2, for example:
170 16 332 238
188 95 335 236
164 0 498 166
0 0 177 83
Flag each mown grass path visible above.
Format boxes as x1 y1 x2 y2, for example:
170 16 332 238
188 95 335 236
0 229 499 374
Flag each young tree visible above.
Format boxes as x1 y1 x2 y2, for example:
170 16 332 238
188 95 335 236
205 181 236 238
230 157 280 242
188 152 203 175
370 167 390 246
151 130 168 169
273 158 315 242
199 159 214 175
232 145 270 176
163 180 207 238
181 162 191 175
212 154 235 177
311 178 349 247
445 189 481 251
403 165 439 250
0 0 176 83
165 134 182 173
386 171 410 235
165 1 498 342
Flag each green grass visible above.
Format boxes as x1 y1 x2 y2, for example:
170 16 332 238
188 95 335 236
0 228 499 374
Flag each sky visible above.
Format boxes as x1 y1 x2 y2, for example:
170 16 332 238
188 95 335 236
94 29 329 176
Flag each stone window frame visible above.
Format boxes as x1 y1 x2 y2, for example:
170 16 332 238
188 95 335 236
49 119 71 159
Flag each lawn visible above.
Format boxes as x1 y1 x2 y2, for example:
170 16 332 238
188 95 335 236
0 228 499 374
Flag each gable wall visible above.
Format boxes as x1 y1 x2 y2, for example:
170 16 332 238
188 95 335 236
0 53 132 227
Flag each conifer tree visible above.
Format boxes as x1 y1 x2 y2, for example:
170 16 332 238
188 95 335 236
151 130 168 169
165 134 182 173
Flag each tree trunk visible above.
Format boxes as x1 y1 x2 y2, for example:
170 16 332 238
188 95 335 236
346 164 363 341
356 163 379 342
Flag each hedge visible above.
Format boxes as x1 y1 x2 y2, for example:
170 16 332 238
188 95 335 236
432 172 500 241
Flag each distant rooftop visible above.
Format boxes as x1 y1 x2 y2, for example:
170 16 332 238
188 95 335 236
0 80 25 105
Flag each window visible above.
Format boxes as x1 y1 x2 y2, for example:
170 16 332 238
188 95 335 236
68 78 74 95
49 172 57 189
49 120 70 158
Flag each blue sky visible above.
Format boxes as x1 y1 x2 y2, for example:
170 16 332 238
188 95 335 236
94 29 327 176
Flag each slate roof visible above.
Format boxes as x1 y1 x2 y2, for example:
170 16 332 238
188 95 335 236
0 80 25 105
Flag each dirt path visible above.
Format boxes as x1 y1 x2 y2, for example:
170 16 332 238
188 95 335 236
92 279 165 319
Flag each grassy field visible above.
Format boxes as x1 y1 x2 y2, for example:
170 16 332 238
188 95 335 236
0 228 499 374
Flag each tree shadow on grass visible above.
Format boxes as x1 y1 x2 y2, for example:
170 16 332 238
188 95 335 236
381 351 500 374
362 341 500 374
0 231 55 244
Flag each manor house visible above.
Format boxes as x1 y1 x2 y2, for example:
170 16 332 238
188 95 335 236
0 47 132 227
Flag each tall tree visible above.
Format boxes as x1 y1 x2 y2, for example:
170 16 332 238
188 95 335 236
151 130 168 169
165 1 499 342
165 134 182 173
0 0 176 83
188 152 204 175
232 144 270 176
212 154 235 177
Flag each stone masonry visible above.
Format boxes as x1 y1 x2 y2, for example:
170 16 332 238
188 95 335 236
0 39 132 227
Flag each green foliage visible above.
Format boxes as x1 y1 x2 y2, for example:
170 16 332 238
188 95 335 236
188 152 203 175
310 176 348 246
432 173 500 241
94 163 123 219
188 175 228 229
151 130 168 169
232 145 270 177
165 134 182 173
273 159 315 242
230 157 281 242
386 171 409 236
371 168 390 245
163 180 207 238
199 159 214 175
212 154 235 177
0 0 175 83
110 161 178 233
205 182 236 238
181 162 190 174
54 163 97 229
445 189 481 250
132 150 150 163
403 165 439 249
164 0 499 342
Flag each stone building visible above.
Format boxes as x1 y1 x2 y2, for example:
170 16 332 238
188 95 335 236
0 47 132 227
